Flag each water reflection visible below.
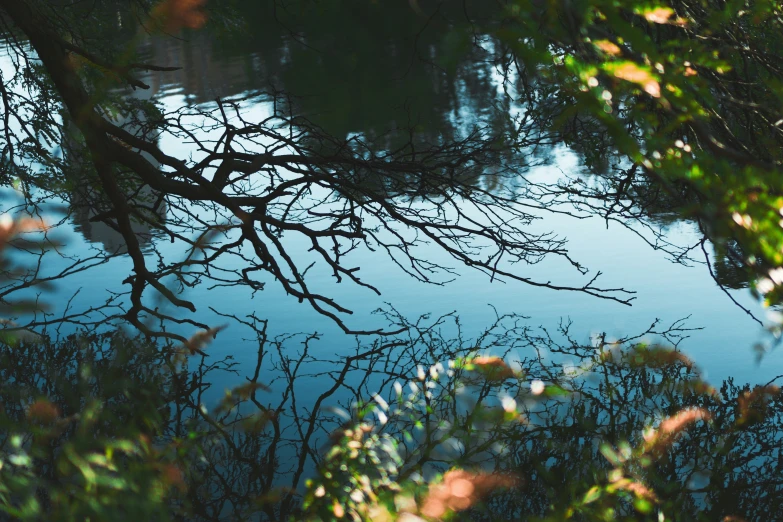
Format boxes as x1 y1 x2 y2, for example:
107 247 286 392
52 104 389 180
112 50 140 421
134 33 262 105
129 1 532 149
107 0 745 293
0 0 768 383
60 79 168 254
1 314 779 521
0 4 779 519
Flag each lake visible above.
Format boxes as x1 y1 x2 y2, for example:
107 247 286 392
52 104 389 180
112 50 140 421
1 2 774 385
0 2 780 517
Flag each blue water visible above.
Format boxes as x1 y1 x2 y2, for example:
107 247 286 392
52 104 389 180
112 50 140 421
0 32 778 409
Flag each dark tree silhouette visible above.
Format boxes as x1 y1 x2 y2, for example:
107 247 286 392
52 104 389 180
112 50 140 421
0 0 642 341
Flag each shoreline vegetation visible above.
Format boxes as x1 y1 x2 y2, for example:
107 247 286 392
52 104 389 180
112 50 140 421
1 0 783 520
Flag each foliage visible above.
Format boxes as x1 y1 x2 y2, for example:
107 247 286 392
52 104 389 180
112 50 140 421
0 333 183 520
1 0 783 521
299 314 782 522
0 309 779 521
478 0 783 305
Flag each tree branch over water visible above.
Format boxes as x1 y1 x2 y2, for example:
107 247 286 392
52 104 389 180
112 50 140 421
0 0 636 337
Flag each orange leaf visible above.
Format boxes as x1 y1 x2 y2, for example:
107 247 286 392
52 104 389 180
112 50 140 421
421 470 517 518
643 408 711 456
594 40 622 56
27 399 60 423
471 356 516 380
609 63 661 98
643 7 674 24
151 0 207 33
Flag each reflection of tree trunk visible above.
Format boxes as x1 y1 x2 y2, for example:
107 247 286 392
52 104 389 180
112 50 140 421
62 105 167 255
70 184 165 254
136 32 248 105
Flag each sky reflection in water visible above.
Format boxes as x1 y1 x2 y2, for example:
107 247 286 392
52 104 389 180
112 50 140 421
0 10 778 402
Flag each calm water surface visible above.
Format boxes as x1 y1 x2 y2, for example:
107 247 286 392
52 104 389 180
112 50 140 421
0 5 779 400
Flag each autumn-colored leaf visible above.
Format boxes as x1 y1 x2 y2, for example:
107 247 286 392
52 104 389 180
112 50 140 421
151 0 207 33
160 464 186 492
643 408 711 456
594 40 622 56
736 384 780 427
27 399 60 423
606 62 661 98
643 7 674 24
421 470 516 518
181 324 227 355
470 356 516 380
333 500 345 518
617 481 658 502
0 216 47 252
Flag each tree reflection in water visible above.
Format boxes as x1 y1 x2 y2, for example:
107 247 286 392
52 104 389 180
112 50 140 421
0 2 781 520
0 311 778 521
0 0 727 342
